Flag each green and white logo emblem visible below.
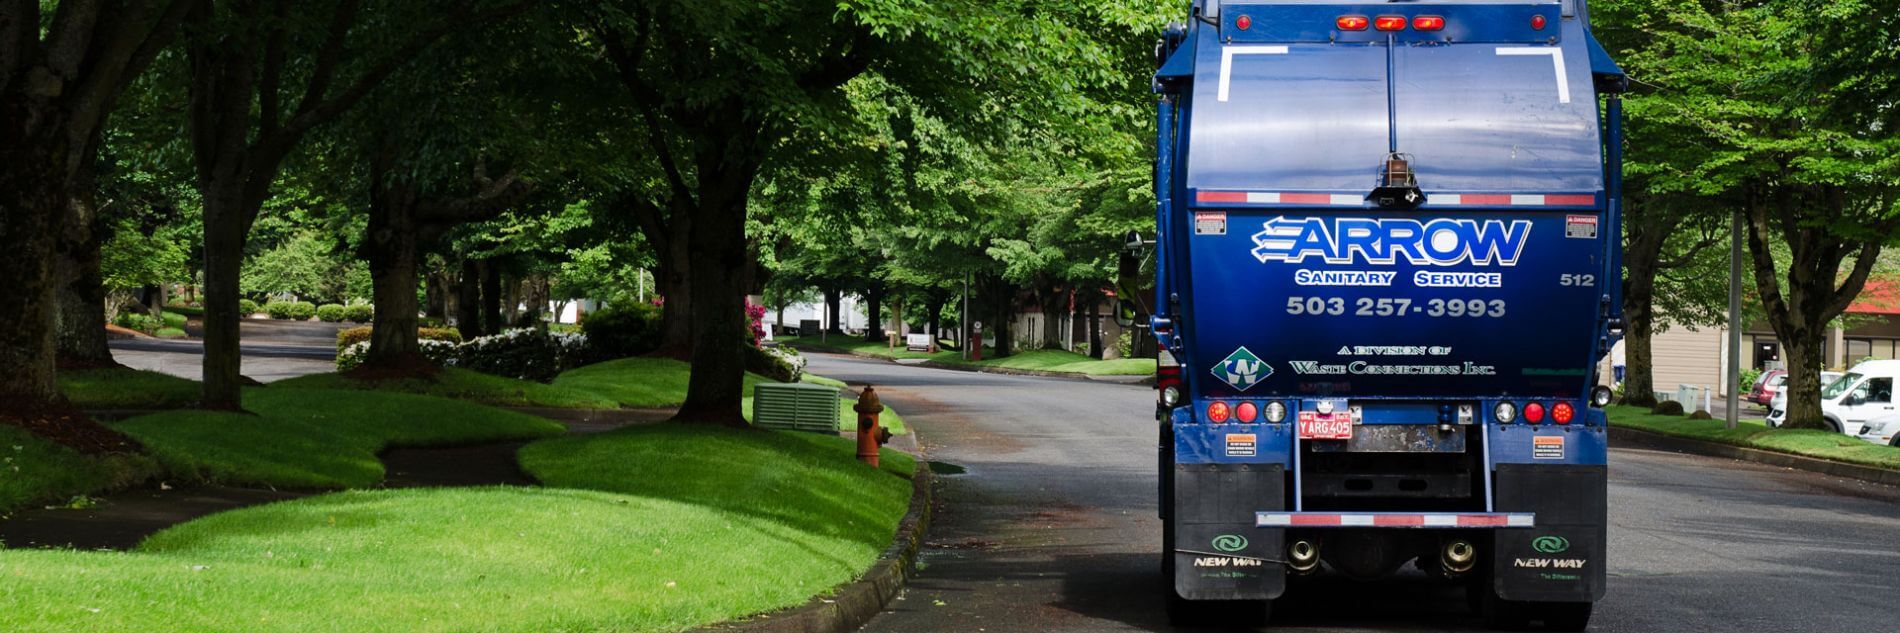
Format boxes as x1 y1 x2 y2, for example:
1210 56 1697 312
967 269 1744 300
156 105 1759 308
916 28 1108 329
1531 536 1571 554
1214 347 1271 391
1212 534 1249 552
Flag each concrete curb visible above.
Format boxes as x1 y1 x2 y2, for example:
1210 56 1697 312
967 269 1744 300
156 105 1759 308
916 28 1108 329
693 464 935 633
789 343 1156 385
1611 426 1900 487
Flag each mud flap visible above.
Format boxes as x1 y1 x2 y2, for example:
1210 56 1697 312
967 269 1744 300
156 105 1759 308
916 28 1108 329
1491 464 1607 603
1173 463 1285 600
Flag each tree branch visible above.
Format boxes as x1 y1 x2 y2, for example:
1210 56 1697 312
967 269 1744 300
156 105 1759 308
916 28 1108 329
290 0 361 123
0 0 39 88
1824 241 1883 320
258 0 289 135
41 0 103 81
1743 195 1788 326
418 169 533 222
596 11 697 208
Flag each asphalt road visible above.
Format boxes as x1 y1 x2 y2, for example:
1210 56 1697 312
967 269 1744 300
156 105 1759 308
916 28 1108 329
803 353 1900 633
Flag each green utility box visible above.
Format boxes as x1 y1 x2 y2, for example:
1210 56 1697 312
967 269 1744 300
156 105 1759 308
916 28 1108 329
753 382 841 433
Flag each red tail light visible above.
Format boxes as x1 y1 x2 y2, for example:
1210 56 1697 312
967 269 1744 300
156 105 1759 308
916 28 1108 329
1412 15 1445 31
1524 402 1547 424
1531 14 1547 30
1236 401 1259 423
1552 402 1575 424
1374 15 1407 31
1157 351 1184 409
1207 401 1232 423
1337 15 1369 31
1236 14 1252 30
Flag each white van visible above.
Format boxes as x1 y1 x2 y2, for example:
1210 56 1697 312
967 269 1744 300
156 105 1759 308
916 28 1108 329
1765 360 1900 435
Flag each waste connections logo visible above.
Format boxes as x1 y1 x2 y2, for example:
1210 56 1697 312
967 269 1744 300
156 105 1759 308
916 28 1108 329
1531 536 1571 554
1212 534 1249 553
1213 347 1271 391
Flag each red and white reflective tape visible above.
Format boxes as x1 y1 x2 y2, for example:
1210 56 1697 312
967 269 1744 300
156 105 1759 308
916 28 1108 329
1194 191 1596 207
1196 191 1364 206
1432 193 1596 207
1256 512 1535 528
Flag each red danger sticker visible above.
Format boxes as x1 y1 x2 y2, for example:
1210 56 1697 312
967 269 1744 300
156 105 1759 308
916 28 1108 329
1297 412 1352 440
1195 211 1227 236
1564 215 1598 239
1533 435 1565 459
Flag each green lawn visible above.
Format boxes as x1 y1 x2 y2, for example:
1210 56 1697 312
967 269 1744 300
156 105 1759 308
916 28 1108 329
781 336 1156 376
159 311 189 329
108 388 565 489
0 425 915 632
275 368 619 410
552 357 775 408
59 367 201 410
1608 405 1900 470
0 426 157 516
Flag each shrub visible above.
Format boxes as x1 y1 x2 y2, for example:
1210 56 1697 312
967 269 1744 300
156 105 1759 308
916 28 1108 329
336 326 464 353
418 316 446 328
745 344 805 383
335 339 460 372
1687 410 1714 420
159 311 188 329
113 312 162 334
316 304 348 322
343 304 374 323
581 303 663 359
457 329 591 382
264 301 317 320
238 298 260 317
155 327 189 339
1651 400 1686 416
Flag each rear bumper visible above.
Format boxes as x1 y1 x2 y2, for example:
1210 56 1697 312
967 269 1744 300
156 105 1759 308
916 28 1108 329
1258 511 1534 528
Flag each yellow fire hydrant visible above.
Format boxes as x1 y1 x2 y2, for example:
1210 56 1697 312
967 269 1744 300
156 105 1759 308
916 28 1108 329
855 386 892 467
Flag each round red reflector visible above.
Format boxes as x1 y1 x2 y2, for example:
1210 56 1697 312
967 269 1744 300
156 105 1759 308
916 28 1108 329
1413 15 1445 31
1236 401 1259 423
1337 15 1369 31
1531 14 1547 30
1552 402 1575 424
1236 15 1252 30
1207 402 1232 423
1524 402 1547 423
1374 15 1408 31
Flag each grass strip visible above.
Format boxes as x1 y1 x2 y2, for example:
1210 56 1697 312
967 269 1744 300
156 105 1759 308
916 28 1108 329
60 368 202 410
1608 405 1900 469
275 368 619 410
781 336 1155 376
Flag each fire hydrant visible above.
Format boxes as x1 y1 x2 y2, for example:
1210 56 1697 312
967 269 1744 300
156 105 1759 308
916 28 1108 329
855 386 893 467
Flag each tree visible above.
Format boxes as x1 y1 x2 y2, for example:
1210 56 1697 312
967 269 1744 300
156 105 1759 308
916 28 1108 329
1 0 190 440
1616 1 1900 428
182 0 531 409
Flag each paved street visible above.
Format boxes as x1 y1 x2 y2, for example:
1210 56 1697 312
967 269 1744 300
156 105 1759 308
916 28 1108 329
802 353 1900 633
109 320 346 383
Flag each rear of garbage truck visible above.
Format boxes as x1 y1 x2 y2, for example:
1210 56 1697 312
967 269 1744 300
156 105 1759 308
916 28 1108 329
1149 1 1626 629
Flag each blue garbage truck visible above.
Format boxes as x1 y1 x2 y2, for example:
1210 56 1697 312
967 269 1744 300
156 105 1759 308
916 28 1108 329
1148 1 1625 629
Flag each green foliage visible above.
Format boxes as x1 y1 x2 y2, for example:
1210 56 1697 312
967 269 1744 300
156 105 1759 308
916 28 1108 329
240 232 360 302
100 222 190 291
262 301 317 320
58 368 202 410
155 327 189 339
743 345 804 384
112 312 163 334
579 302 663 359
456 329 593 382
336 326 464 353
316 304 348 322
343 304 375 323
1650 400 1686 416
0 427 158 515
237 298 259 317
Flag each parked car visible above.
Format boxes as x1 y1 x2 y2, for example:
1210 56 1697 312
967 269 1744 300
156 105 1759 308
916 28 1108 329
1748 369 1787 407
1855 414 1900 446
1764 361 1900 435
1765 371 1842 427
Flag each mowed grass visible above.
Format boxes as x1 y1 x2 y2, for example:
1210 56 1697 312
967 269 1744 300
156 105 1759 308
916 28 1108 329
781 336 1155 376
275 368 619 409
59 367 202 410
108 388 565 489
0 426 158 516
552 357 775 408
0 426 915 633
1608 405 1900 469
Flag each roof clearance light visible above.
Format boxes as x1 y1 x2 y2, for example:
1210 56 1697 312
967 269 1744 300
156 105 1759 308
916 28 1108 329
1375 15 1407 31
1553 402 1575 424
1236 14 1252 30
1413 16 1445 31
1337 15 1369 31
1531 14 1547 30
1236 401 1259 423
1207 401 1232 424
1525 402 1547 424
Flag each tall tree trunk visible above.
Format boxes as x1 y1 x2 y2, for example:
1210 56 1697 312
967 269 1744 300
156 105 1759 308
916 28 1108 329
925 293 944 347
200 186 253 410
364 189 425 370
675 192 749 427
0 159 67 409
655 257 693 356
1620 236 1663 408
456 258 484 339
863 282 885 342
481 260 503 335
425 272 449 321
1088 289 1105 360
55 185 114 367
824 287 843 333
1040 285 1064 349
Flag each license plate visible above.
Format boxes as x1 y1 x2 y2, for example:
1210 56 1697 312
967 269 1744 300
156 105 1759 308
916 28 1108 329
1297 412 1353 440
